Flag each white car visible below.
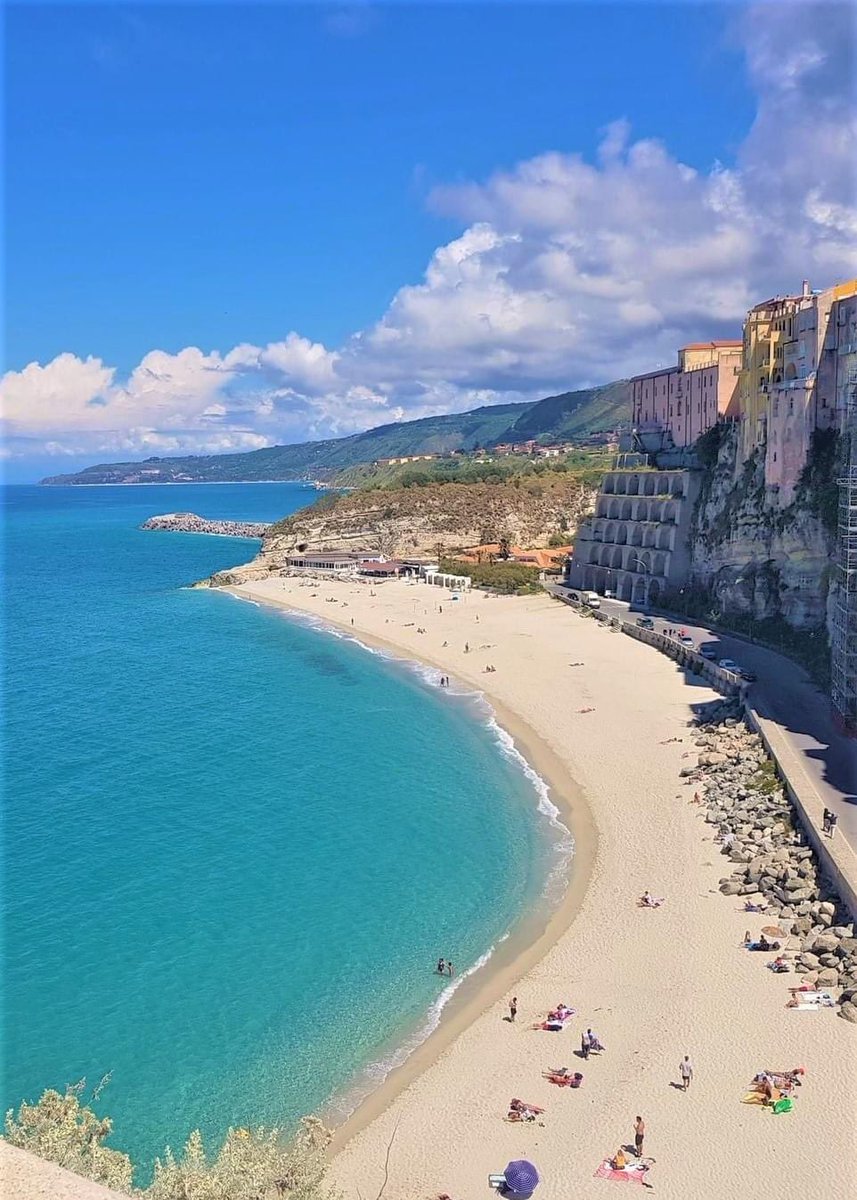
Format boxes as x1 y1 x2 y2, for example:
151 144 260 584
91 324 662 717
604 589 615 600
718 658 740 671
678 633 694 646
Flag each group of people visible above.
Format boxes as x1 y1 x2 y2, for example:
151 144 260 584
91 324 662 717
436 958 455 977
579 1028 605 1059
822 807 839 838
609 1117 646 1169
439 676 451 688
506 1097 544 1123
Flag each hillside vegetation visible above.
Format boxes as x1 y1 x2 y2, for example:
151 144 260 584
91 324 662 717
245 471 595 571
331 446 614 490
42 383 629 485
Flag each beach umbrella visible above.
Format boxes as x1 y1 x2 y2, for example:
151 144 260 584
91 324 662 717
503 1160 540 1195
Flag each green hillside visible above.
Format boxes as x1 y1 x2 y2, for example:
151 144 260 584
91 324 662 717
507 379 629 440
41 382 629 485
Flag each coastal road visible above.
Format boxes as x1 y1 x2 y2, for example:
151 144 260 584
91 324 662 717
548 583 857 856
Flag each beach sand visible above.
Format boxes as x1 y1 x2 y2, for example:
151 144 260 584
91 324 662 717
230 575 855 1200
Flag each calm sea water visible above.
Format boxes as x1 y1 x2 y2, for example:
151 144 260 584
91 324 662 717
3 483 565 1178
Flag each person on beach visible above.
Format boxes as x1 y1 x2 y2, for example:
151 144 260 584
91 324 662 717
822 807 832 834
464 642 469 653
634 1116 645 1158
580 1030 590 1060
828 811 838 839
509 997 517 1022
679 1055 694 1091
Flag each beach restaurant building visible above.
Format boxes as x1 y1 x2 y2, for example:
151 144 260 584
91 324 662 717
285 551 360 573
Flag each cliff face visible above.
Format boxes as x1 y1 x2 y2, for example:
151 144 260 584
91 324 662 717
207 478 595 584
688 425 838 631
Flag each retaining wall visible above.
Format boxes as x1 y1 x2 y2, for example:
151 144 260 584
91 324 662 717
548 588 857 921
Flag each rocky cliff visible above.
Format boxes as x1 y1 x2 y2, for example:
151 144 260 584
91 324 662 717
685 425 839 633
202 477 595 585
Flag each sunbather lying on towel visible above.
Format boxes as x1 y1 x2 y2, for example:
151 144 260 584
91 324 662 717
638 892 665 908
543 1068 583 1087
507 1098 544 1122
786 991 834 1007
768 955 790 972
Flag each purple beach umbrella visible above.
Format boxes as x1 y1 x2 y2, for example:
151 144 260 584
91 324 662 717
503 1160 540 1195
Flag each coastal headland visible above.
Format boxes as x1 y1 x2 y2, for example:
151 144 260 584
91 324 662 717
226 574 854 1200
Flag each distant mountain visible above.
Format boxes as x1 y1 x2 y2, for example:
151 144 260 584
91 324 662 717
506 380 630 441
41 381 629 485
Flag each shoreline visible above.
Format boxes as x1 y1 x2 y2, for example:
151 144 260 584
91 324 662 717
224 584 598 1150
226 574 854 1200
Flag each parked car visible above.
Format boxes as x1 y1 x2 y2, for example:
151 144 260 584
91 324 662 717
636 616 655 630
739 669 758 683
678 633 694 646
699 645 717 660
718 658 740 671
583 591 601 609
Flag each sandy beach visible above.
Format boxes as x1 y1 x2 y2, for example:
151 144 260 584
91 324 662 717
229 574 855 1200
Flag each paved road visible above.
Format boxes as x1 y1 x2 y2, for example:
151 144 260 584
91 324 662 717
548 583 857 855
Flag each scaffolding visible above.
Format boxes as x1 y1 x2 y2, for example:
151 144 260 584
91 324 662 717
831 369 857 732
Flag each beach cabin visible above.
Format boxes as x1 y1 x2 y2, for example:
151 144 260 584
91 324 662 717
423 569 472 591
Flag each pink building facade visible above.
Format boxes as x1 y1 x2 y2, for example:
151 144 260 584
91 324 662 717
631 342 742 449
765 281 857 503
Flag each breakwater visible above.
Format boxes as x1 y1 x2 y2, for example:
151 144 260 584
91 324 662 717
141 512 270 537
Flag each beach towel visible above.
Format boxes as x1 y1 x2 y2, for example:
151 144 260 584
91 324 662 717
772 1098 793 1114
741 1091 768 1106
593 1159 651 1185
788 991 834 1010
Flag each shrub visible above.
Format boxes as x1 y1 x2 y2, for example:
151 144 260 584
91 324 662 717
5 1089 337 1200
4 1088 134 1193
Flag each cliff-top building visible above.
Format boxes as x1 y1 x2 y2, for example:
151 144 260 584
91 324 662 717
631 340 742 452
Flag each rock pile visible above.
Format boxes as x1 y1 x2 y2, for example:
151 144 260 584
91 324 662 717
141 513 270 538
684 697 857 1025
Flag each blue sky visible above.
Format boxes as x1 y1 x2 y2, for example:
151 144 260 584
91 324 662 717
4 2 855 480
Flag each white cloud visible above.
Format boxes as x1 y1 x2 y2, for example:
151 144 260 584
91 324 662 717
3 2 855 467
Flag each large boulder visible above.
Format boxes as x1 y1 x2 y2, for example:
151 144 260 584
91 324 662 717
815 968 841 988
811 934 840 955
838 1002 857 1024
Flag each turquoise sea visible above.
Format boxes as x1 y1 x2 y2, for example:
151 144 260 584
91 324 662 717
2 483 567 1178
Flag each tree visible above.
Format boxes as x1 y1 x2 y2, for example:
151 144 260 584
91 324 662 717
4 1088 134 1193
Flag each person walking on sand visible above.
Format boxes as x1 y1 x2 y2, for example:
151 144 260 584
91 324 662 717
634 1116 645 1158
509 996 517 1022
580 1030 590 1060
679 1055 694 1091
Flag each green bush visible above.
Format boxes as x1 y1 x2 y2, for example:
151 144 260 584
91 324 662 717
441 558 542 594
